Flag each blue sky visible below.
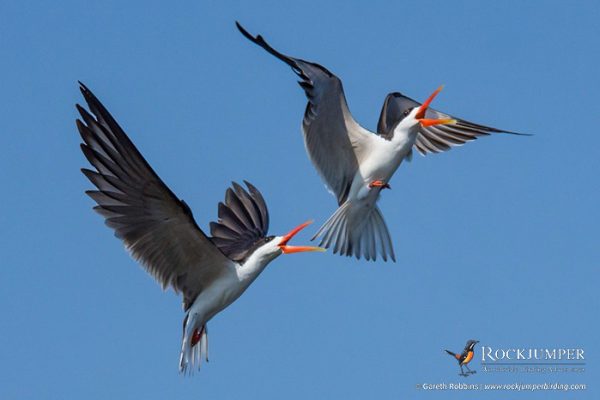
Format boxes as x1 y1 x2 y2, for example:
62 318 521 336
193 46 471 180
1 0 598 398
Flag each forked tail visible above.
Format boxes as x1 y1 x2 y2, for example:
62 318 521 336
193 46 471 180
179 314 209 375
312 201 396 262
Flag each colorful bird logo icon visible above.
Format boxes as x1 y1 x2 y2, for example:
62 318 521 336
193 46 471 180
445 340 479 377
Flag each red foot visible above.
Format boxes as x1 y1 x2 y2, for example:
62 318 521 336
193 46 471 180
191 326 203 347
369 180 391 189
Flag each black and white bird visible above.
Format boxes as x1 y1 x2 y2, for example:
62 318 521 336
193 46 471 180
76 83 325 373
237 22 526 262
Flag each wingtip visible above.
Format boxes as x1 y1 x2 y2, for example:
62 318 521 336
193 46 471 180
78 80 89 93
504 130 533 136
78 81 96 103
234 22 301 73
235 20 254 41
75 104 88 119
242 179 258 192
75 118 86 134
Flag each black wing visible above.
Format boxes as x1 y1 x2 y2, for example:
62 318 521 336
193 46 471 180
210 181 270 262
77 82 232 310
237 22 372 205
378 92 528 155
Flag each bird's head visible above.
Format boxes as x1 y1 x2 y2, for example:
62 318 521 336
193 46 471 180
253 220 325 263
466 340 480 350
398 86 457 130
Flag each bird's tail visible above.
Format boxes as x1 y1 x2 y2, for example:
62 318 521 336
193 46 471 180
445 350 457 357
312 201 395 262
179 314 208 375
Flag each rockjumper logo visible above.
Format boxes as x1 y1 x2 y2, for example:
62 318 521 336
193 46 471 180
481 347 585 362
445 340 479 377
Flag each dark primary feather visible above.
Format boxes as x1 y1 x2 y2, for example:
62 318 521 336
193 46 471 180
209 181 270 262
237 21 367 206
76 82 232 311
377 92 529 155
236 23 334 130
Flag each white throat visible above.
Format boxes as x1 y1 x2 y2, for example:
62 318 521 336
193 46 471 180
390 112 420 147
236 241 281 282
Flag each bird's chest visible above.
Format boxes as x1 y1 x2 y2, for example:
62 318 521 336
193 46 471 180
192 274 247 321
358 137 412 182
462 351 474 364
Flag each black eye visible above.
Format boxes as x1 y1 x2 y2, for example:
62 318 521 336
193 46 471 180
264 236 274 243
403 108 412 117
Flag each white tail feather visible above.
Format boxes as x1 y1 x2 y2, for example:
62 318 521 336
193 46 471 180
201 326 209 362
179 316 209 375
313 201 396 262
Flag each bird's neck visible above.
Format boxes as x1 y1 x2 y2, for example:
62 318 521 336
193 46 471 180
236 252 274 283
390 123 418 149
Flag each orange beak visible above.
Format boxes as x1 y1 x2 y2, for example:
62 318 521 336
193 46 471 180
415 85 457 127
278 220 326 254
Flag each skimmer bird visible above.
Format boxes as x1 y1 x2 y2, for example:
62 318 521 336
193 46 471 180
76 83 325 373
237 22 526 262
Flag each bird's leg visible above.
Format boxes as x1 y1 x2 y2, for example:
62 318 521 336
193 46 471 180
459 365 468 377
369 180 391 190
191 325 204 347
465 364 475 374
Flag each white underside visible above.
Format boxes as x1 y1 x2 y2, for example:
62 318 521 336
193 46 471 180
350 131 416 201
179 272 243 373
178 248 276 373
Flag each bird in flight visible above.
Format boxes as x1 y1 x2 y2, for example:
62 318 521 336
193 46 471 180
237 22 527 262
76 83 325 373
445 340 479 376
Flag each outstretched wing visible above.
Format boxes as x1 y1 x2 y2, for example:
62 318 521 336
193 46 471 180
210 181 270 262
237 22 372 205
378 92 527 155
76 82 233 310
